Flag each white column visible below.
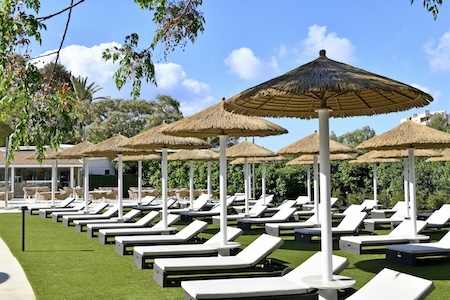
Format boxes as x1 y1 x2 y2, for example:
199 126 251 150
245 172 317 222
261 163 266 204
252 163 256 200
307 164 311 203
318 108 332 282
51 159 57 206
161 148 168 229
408 148 417 237
219 135 227 246
403 158 410 218
244 158 249 215
137 160 142 205
189 160 194 209
373 163 378 204
207 161 212 198
83 157 89 213
117 153 123 219
10 167 15 199
70 167 75 188
313 154 320 223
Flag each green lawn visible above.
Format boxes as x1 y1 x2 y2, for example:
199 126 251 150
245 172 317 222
0 213 449 300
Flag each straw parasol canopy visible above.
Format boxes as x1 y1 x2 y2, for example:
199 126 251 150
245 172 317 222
168 149 217 161
230 155 286 165
226 140 276 158
365 149 442 159
426 149 450 162
82 134 150 157
114 154 161 162
223 49 433 286
55 140 94 159
349 151 400 164
286 153 356 165
277 132 356 155
161 99 288 138
356 120 450 151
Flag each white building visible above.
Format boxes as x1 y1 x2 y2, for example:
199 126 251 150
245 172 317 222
400 110 450 126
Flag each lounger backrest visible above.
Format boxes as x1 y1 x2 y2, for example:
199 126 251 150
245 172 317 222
330 197 339 206
226 196 237 206
437 230 450 245
236 234 283 264
90 203 109 214
345 268 434 300
59 197 75 207
167 198 178 208
192 196 209 210
276 200 297 210
152 214 181 229
248 204 267 216
361 199 377 210
426 207 450 225
140 195 157 205
341 204 364 215
72 202 87 210
255 194 274 205
134 210 160 226
100 205 119 217
392 201 406 212
174 220 208 240
389 220 428 236
205 227 243 245
121 209 141 220
337 211 367 230
390 210 406 219
194 193 211 203
270 207 297 220
296 195 311 205
285 252 349 282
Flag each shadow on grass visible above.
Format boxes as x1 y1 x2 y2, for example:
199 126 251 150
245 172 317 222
0 272 10 284
25 249 94 253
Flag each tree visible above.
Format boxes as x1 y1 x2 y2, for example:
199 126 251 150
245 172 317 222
332 126 376 148
427 114 450 132
145 94 184 129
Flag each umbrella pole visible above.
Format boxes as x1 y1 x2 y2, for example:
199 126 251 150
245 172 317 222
262 162 266 205
318 109 333 282
219 135 227 246
403 158 410 218
252 163 256 200
408 148 417 237
162 148 168 229
307 165 311 203
373 163 377 205
189 160 194 210
51 159 57 207
138 160 142 206
313 155 319 224
117 154 123 219
207 161 212 198
244 158 249 215
83 157 89 214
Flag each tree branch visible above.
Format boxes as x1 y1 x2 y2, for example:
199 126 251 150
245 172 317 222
37 0 85 21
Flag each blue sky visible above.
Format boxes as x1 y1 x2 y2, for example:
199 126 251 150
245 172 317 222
31 1 450 151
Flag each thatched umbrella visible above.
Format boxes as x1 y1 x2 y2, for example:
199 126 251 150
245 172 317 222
277 132 357 223
223 49 433 288
226 140 276 212
357 121 450 237
119 123 211 229
426 149 450 162
82 134 150 219
349 151 400 205
162 99 287 246
116 154 162 205
56 140 94 213
168 149 217 209
363 148 442 216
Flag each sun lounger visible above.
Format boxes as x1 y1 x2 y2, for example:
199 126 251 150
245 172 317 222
339 220 430 254
386 230 450 265
181 251 349 299
86 210 160 238
264 199 297 214
180 196 236 222
295 211 367 243
98 213 180 244
345 268 434 300
39 201 87 219
423 204 450 229
265 215 320 236
25 197 76 215
51 202 109 222
301 197 338 211
360 199 380 211
62 205 119 226
237 207 297 231
153 233 284 287
370 201 406 218
363 210 406 230
133 198 178 211
332 204 365 219
73 208 142 232
133 226 243 269
233 194 274 213
167 194 210 213
293 195 312 206
211 203 267 225
115 219 208 255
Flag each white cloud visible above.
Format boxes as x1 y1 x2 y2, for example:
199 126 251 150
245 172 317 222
154 63 186 89
424 29 450 73
224 47 279 80
182 78 210 95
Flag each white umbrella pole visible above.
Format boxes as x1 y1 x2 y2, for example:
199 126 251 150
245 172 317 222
252 163 256 200
262 162 266 204
117 154 123 219
137 160 142 205
162 148 168 229
207 161 212 198
189 160 194 209
408 148 417 237
83 157 89 213
307 165 311 203
219 135 227 246
313 154 319 224
51 159 57 207
373 163 377 205
318 108 333 282
244 158 249 215
403 158 410 218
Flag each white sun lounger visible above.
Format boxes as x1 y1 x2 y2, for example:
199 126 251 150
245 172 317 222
345 268 434 300
153 234 284 287
86 210 160 238
62 205 120 226
211 203 267 225
265 215 320 236
301 197 338 211
26 197 76 215
181 251 349 299
370 201 406 218
386 230 450 265
39 201 88 219
50 202 108 222
423 204 450 229
363 210 406 230
73 208 142 232
237 207 297 231
263 199 297 214
167 194 210 213
233 194 274 213
133 226 243 269
98 213 180 244
332 204 365 219
339 220 430 254
295 211 367 243
115 219 208 255
180 196 236 221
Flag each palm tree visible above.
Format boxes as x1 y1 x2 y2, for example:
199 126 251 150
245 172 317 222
70 76 105 142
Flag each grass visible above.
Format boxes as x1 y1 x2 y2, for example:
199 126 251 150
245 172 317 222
0 213 449 300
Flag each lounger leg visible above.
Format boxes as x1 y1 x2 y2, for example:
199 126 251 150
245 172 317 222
363 223 376 231
52 214 59 222
62 218 70 226
294 232 313 243
75 224 83 232
338 240 362 254
115 241 126 255
133 251 145 269
86 228 94 238
386 249 417 266
98 233 108 245
153 264 168 287
265 226 280 236
237 222 252 231
39 211 47 218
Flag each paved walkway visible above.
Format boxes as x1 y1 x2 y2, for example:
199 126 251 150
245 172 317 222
0 201 35 299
